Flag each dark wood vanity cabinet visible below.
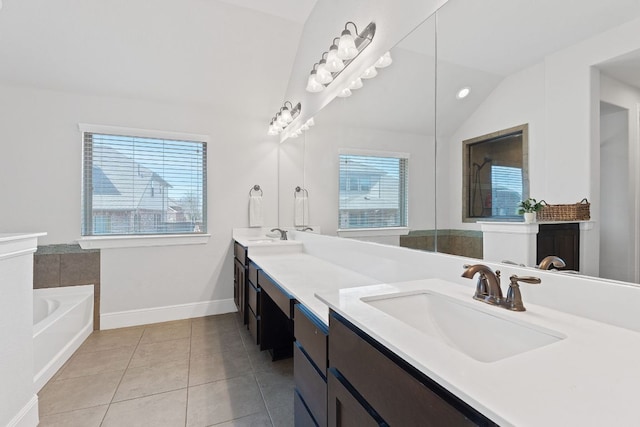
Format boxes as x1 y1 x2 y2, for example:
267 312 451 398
246 261 261 345
294 304 329 426
537 223 580 270
257 270 295 359
233 241 247 325
328 311 498 427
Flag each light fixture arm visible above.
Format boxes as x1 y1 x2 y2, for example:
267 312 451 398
344 21 359 36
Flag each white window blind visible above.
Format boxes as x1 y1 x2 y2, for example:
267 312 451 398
490 165 522 217
339 154 408 229
82 131 207 236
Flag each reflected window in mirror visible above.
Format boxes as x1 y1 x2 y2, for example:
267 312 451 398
462 124 529 222
338 153 408 229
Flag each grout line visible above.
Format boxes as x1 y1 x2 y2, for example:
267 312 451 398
99 325 145 426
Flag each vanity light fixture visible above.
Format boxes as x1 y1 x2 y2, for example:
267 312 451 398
337 88 353 98
281 117 315 142
348 77 363 90
360 65 378 79
315 54 334 85
267 101 301 136
457 86 471 99
306 64 324 93
325 38 345 72
375 51 393 68
305 21 376 93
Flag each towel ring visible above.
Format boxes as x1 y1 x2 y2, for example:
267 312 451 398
294 186 309 198
250 184 263 196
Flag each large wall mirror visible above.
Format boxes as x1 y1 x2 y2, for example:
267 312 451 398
279 0 640 285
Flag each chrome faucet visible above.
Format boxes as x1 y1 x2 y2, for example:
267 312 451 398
462 264 541 311
270 228 288 240
538 255 566 270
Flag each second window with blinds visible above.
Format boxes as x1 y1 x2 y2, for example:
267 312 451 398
338 152 408 230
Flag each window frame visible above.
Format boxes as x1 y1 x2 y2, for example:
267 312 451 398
78 124 210 249
337 149 410 236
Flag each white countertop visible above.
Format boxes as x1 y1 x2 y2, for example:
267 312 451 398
237 230 640 425
248 252 380 324
317 279 640 427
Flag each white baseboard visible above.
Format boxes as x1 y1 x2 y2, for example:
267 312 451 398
100 298 237 329
7 395 39 427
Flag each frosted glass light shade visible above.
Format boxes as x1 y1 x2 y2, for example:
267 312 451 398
348 77 363 90
337 88 352 98
361 66 378 79
306 117 315 127
280 108 293 124
316 61 333 84
337 29 358 60
375 51 393 68
306 71 324 93
325 48 345 72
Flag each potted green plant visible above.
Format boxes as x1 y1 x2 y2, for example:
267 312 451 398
518 198 543 223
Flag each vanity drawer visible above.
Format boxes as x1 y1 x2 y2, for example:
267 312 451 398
234 241 246 265
294 389 317 427
328 369 381 427
258 270 294 318
294 342 327 427
247 308 259 345
248 261 259 287
329 313 479 427
247 281 260 315
295 304 328 375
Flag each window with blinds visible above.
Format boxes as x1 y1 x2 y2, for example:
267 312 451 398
339 154 408 229
82 130 207 236
490 165 523 217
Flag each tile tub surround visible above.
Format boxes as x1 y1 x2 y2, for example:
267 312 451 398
400 229 483 259
34 244 101 330
37 313 293 427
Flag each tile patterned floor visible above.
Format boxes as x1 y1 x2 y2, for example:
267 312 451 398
37 313 294 427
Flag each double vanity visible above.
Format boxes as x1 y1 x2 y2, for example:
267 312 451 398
233 228 640 426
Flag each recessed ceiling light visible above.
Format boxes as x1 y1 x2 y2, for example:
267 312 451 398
457 87 471 99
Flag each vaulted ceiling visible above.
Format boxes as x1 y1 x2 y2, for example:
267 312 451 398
0 0 317 118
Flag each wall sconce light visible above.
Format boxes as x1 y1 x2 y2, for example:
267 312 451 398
282 117 316 142
305 21 376 93
268 101 301 136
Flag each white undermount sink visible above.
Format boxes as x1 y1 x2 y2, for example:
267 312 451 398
247 238 278 244
362 291 565 363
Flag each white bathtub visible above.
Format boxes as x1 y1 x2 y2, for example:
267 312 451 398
33 285 94 391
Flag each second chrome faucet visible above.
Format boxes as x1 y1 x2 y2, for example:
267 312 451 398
461 264 541 312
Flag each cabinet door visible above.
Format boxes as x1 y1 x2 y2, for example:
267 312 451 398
234 258 246 324
328 369 381 427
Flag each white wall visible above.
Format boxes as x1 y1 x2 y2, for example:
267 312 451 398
296 99 436 241
599 75 640 282
0 84 279 327
437 62 547 230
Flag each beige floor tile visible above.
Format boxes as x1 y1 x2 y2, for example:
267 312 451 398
113 358 189 402
191 314 239 339
102 388 187 427
129 337 190 368
190 329 245 359
78 327 143 354
58 346 135 380
189 350 252 386
267 403 294 427
186 374 266 427
38 370 123 416
37 405 108 427
249 349 294 374
213 410 273 426
255 370 295 411
140 320 192 344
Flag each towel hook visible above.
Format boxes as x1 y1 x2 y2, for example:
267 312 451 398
294 186 309 198
250 184 263 196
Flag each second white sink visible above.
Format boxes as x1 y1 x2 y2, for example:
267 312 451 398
362 291 565 363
